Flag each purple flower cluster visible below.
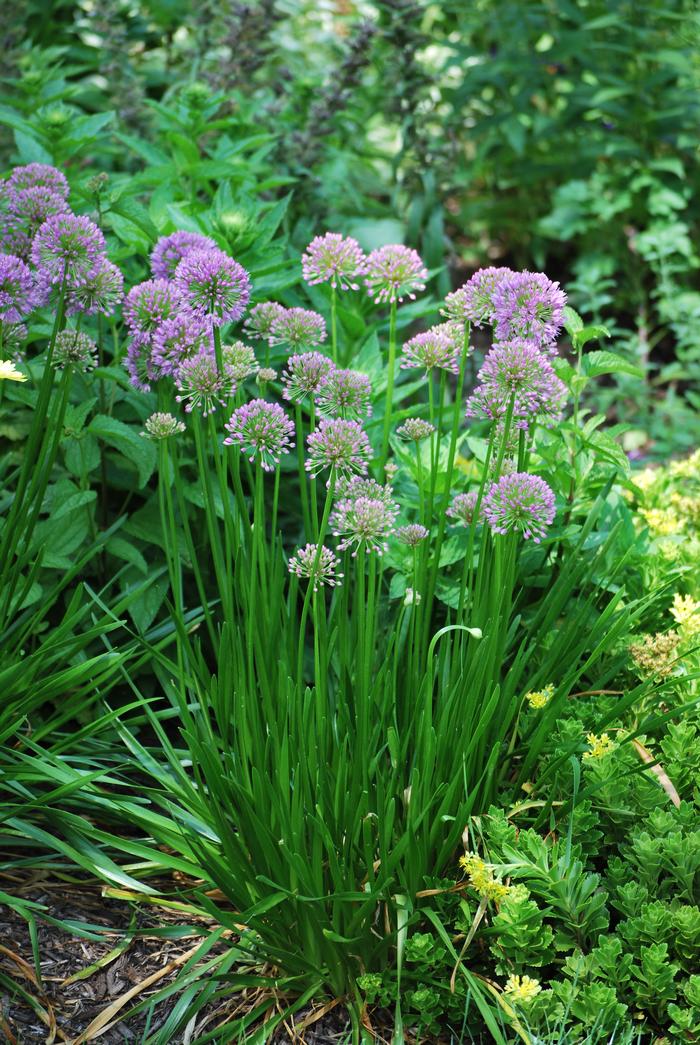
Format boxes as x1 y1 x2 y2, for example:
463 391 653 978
302 233 367 290
447 267 513 327
0 164 123 326
401 325 462 375
466 339 568 430
150 231 218 280
482 473 556 543
123 231 252 392
31 213 106 288
492 271 566 351
315 368 372 421
396 523 429 546
0 254 41 322
224 399 295 470
364 244 427 304
288 544 343 591
447 491 480 525
244 302 286 342
175 348 236 415
151 312 212 380
269 307 327 349
330 477 399 555
173 248 250 326
282 351 335 403
306 418 372 478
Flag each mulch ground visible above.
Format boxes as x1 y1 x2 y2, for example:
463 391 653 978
0 875 361 1044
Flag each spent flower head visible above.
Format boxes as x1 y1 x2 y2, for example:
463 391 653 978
150 230 218 280
143 412 186 439
629 631 680 678
493 270 566 351
174 248 251 325
0 321 27 353
281 351 335 404
270 307 327 349
221 340 259 382
466 339 567 430
306 418 372 478
482 472 556 542
315 367 372 420
364 244 427 304
397 417 435 441
0 253 39 321
257 366 277 385
52 330 98 370
302 232 367 290
31 213 106 287
224 399 295 470
65 258 123 317
175 348 236 415
288 544 344 592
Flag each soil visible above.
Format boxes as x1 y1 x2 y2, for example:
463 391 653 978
0 875 359 1044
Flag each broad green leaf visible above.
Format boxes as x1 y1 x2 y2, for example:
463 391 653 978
583 350 642 379
89 415 156 487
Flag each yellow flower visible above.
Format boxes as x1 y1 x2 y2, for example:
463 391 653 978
633 467 658 495
639 507 682 537
504 974 542 1004
525 684 554 709
583 733 616 760
459 852 511 901
670 593 700 641
0 359 27 382
669 449 700 479
669 494 700 527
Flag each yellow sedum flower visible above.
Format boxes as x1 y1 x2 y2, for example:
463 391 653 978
633 467 658 495
459 852 511 901
0 359 27 382
583 732 616 760
504 974 542 1004
639 507 683 537
525 684 554 709
669 449 700 480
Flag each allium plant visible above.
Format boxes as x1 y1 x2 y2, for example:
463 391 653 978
269 306 327 349
42 209 648 1037
281 351 334 403
306 418 372 477
466 339 568 430
302 233 366 290
31 213 106 288
150 230 218 280
482 472 556 542
224 399 295 471
65 259 123 317
288 544 343 591
315 368 372 420
173 248 251 326
0 254 39 321
175 348 236 415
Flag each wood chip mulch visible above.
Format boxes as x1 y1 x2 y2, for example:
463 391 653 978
0 874 363 1044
